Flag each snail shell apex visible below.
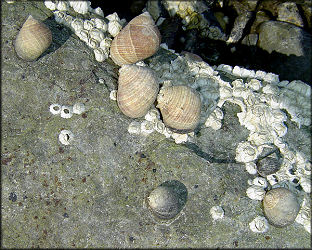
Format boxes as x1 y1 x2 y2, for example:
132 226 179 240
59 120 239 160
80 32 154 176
263 187 300 227
157 85 201 133
117 65 159 118
110 12 161 66
15 15 52 61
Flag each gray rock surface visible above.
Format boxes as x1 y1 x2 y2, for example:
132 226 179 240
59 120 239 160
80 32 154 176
1 1 311 248
277 2 304 28
257 20 311 57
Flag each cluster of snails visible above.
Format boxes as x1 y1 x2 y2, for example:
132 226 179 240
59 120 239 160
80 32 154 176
112 12 202 133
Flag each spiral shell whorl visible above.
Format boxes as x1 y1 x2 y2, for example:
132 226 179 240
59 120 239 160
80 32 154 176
263 191 280 209
110 12 161 66
15 15 52 61
263 187 300 227
117 65 159 118
157 85 201 132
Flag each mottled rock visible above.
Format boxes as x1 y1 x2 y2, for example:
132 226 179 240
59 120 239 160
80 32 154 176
257 20 311 57
241 33 258 46
227 11 253 43
250 10 271 34
277 2 304 28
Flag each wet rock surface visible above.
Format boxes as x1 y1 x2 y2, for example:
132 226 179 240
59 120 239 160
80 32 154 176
1 1 311 248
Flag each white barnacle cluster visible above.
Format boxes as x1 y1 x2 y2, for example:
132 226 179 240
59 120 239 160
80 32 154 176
265 147 311 194
213 63 311 233
126 108 195 144
49 102 85 118
204 106 223 130
49 102 85 146
295 194 311 233
246 177 268 200
249 216 269 233
44 0 125 62
217 64 280 84
210 205 225 220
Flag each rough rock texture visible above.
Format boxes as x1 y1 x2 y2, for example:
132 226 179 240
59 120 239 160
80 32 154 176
257 20 311 57
256 20 311 83
1 1 311 248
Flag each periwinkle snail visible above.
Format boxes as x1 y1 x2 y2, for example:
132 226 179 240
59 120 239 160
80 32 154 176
15 15 52 61
156 85 202 133
110 12 161 66
146 181 188 220
263 187 300 227
117 65 159 118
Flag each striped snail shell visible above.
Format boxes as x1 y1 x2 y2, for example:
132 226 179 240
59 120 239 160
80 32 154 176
110 12 161 66
117 65 159 118
157 85 201 133
15 15 52 61
263 187 300 227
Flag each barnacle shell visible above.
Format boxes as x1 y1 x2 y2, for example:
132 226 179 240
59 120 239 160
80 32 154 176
60 105 73 119
15 15 52 61
49 103 61 115
156 86 201 133
117 65 159 118
263 187 300 227
110 12 161 66
73 103 85 114
210 206 224 220
249 216 269 233
59 130 74 145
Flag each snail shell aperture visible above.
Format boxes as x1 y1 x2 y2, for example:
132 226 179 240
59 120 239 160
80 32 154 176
263 187 300 227
15 15 52 61
110 12 161 66
156 85 201 133
117 65 159 118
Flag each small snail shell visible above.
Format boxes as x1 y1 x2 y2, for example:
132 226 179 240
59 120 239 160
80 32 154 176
117 65 159 118
15 15 52 61
110 12 161 66
146 186 180 220
256 155 282 177
263 187 300 227
156 86 201 133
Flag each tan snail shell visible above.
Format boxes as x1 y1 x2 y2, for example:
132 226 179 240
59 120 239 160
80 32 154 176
117 64 159 118
156 85 201 133
263 187 300 227
15 15 52 61
110 12 161 66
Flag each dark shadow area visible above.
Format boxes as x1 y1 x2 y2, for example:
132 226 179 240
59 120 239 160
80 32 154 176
39 15 72 60
185 142 237 164
159 180 188 213
90 0 148 21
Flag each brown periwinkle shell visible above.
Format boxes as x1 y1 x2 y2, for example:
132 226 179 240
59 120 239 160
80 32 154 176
156 85 201 133
15 15 52 61
117 64 159 118
110 12 161 66
263 187 300 227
